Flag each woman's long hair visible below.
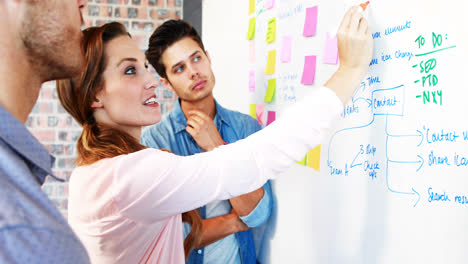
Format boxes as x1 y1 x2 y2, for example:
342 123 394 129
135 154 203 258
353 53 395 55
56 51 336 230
56 22 202 259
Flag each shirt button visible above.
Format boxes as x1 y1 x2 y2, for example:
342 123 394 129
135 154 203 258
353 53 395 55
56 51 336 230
198 249 202 254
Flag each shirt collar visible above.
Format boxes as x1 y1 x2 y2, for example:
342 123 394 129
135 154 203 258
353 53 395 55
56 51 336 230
170 98 232 134
0 105 59 184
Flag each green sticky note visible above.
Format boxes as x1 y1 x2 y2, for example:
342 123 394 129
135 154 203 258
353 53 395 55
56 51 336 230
296 154 307 165
249 0 255 14
247 17 256 40
264 50 276 74
249 104 257 119
264 78 276 102
266 17 276 43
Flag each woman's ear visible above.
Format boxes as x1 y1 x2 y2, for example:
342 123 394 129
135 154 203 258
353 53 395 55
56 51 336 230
90 93 104 108
160 78 174 92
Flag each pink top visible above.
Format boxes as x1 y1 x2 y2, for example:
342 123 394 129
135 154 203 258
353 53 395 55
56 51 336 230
68 87 343 264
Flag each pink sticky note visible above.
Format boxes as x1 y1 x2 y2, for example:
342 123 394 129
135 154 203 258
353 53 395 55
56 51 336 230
303 6 318 37
256 104 264 125
323 33 339 64
266 0 275 9
249 41 256 63
301 55 316 85
248 70 255 92
266 111 276 126
280 36 292 63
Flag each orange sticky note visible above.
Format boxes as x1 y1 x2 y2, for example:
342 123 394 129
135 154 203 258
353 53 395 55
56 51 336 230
256 104 264 125
307 145 321 171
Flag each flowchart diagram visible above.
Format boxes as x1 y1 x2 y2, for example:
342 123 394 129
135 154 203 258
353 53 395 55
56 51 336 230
326 19 466 207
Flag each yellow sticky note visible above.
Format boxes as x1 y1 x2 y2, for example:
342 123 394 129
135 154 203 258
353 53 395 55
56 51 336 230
266 17 276 43
296 154 307 165
307 145 321 171
264 50 276 74
249 104 257 119
249 0 255 14
247 17 256 40
264 78 276 102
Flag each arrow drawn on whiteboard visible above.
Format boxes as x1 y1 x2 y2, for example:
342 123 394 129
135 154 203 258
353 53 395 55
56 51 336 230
385 116 424 172
385 162 421 207
388 155 424 172
352 97 372 108
385 115 422 206
385 116 424 146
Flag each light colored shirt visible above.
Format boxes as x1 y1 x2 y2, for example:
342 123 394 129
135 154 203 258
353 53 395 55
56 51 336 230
0 105 90 264
141 99 271 264
68 86 343 264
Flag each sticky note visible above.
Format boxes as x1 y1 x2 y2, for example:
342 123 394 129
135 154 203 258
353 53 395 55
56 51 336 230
247 17 256 40
256 104 264 125
265 50 276 74
266 0 275 9
264 78 276 102
303 6 318 37
249 0 255 14
280 36 292 63
248 70 255 92
266 17 276 43
301 55 316 85
249 104 257 119
266 111 276 126
296 155 307 165
323 33 339 64
249 41 256 63
307 145 321 171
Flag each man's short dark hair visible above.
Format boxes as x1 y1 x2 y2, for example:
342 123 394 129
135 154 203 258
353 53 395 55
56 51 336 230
146 20 205 79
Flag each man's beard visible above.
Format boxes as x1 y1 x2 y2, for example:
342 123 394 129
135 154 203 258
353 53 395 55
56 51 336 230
20 4 83 82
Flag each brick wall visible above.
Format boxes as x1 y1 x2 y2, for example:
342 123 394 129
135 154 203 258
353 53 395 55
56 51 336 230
28 0 183 217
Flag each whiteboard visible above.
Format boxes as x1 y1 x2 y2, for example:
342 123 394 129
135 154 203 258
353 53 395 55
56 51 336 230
203 0 468 263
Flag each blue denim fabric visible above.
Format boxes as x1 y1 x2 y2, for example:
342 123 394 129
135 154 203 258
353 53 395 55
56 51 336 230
141 99 272 264
0 106 90 264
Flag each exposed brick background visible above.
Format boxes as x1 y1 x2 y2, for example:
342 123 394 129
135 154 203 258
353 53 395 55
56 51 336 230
28 0 183 217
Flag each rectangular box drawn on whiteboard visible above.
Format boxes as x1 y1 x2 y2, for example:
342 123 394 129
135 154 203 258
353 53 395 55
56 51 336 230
372 84 405 116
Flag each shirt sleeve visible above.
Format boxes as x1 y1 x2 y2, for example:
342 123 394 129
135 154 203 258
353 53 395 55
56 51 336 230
238 181 273 228
111 87 343 224
0 226 90 264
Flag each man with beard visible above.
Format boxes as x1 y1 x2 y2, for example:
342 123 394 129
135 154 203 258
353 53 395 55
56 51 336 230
0 1 90 263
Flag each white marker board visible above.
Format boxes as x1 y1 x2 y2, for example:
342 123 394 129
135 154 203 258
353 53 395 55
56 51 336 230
203 0 468 263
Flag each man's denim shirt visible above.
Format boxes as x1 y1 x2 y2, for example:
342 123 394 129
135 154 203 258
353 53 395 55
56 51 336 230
0 105 90 263
141 99 272 264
